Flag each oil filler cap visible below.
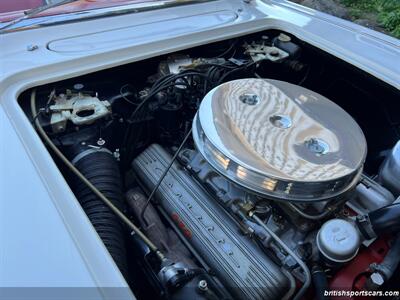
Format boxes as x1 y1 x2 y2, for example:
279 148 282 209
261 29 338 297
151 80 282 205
317 219 360 263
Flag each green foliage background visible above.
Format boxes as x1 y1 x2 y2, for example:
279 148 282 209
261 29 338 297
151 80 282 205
341 0 400 38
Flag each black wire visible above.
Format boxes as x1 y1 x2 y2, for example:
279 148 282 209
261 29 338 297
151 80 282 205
122 66 223 163
121 84 173 162
31 108 44 125
127 82 187 123
298 65 311 86
229 47 238 59
45 89 56 112
216 39 238 58
210 66 221 81
151 73 176 91
119 84 138 105
150 69 204 92
122 79 191 164
203 60 242 92
204 66 218 93
140 128 192 226
123 71 210 149
217 61 257 85
199 63 236 69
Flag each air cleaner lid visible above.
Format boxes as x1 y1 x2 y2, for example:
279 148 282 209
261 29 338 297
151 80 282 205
192 79 367 202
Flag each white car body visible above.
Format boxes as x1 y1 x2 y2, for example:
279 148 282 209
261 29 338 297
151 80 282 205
0 0 399 298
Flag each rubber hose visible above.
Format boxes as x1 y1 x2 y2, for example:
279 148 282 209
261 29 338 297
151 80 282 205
373 234 400 280
31 89 164 262
369 203 400 236
312 265 330 300
71 150 128 276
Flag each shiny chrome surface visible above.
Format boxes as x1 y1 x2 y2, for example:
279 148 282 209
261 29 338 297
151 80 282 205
193 78 367 201
0 0 215 34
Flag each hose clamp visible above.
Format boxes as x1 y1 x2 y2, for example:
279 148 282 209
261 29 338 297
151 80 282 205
71 147 113 165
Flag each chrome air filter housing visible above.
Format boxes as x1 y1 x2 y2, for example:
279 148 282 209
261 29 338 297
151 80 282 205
192 79 367 202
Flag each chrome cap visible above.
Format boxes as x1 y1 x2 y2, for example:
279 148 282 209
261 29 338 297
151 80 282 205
192 79 367 202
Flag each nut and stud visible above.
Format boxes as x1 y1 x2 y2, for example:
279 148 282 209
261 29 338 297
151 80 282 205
198 280 208 292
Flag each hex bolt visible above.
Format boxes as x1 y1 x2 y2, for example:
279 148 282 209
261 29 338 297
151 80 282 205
198 280 208 292
370 273 384 286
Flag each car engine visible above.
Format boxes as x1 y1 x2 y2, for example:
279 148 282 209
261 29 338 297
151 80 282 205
23 31 400 299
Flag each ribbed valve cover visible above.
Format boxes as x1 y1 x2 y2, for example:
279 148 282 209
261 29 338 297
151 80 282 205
192 79 367 202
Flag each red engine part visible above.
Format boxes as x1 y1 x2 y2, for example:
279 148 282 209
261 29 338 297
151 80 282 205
329 238 390 300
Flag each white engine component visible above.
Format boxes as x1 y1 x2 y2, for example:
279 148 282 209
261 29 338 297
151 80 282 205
244 42 289 62
50 91 111 133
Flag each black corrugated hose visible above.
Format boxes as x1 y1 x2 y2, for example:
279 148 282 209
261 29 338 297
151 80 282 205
71 150 128 276
31 90 165 262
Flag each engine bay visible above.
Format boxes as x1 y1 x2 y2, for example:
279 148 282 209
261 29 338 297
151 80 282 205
20 30 400 299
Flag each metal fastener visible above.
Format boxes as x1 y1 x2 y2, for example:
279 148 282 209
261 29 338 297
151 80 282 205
27 44 39 51
198 280 208 291
270 115 292 129
370 272 384 286
304 138 330 155
239 93 260 105
97 138 106 146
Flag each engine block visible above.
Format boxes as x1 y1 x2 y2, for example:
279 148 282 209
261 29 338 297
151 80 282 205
132 144 291 300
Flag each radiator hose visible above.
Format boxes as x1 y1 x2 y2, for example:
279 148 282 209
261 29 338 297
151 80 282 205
312 265 330 300
371 234 400 281
71 148 128 276
357 203 400 239
369 203 400 236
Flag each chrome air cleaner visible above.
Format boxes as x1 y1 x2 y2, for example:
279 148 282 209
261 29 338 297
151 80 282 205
192 79 367 202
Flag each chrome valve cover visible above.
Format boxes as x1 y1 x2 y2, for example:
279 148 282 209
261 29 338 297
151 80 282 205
193 79 367 202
